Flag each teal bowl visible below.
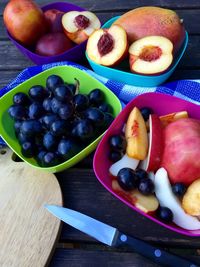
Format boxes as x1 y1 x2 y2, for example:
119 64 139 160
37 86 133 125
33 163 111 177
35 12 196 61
0 66 122 173
86 16 188 87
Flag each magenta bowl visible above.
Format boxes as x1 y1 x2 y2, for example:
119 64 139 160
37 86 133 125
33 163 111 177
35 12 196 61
93 92 200 236
6 2 87 65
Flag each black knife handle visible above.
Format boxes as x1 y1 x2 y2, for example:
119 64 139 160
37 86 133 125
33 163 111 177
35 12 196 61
114 231 198 267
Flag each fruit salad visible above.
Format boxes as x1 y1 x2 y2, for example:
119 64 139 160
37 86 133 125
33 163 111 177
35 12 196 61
7 74 114 167
108 106 200 230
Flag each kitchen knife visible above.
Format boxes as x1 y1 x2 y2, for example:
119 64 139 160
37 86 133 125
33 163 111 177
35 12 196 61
45 205 198 267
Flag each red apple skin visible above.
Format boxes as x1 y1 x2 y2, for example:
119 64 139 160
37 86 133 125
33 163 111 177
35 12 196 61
161 118 200 185
35 33 73 56
3 0 47 46
147 114 164 172
44 9 64 33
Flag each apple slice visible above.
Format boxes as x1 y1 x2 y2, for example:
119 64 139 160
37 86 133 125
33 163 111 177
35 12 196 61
62 11 101 44
86 25 128 66
112 180 159 213
125 107 148 160
129 36 173 75
140 114 163 172
159 111 188 127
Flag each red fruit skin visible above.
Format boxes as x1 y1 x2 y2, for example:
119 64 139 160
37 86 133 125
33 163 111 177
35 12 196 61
147 114 164 172
161 118 200 185
35 33 73 56
3 0 47 46
44 9 64 33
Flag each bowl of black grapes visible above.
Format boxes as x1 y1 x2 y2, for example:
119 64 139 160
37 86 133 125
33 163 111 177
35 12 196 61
0 65 122 172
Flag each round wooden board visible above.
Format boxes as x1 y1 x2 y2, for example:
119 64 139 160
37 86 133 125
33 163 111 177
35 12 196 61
0 148 63 267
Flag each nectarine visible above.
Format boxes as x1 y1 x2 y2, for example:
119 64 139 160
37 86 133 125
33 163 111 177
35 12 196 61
62 11 101 44
125 107 148 160
129 36 173 75
87 25 128 66
3 0 47 46
44 9 64 33
114 6 185 53
35 33 73 56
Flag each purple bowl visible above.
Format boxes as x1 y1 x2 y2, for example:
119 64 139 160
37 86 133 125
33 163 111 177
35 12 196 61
6 2 87 65
93 92 200 236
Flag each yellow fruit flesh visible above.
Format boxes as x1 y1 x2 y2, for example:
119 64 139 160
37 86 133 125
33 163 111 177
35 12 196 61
125 107 148 160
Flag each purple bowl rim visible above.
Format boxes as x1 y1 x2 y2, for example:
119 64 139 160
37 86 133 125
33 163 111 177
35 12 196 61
6 1 87 60
93 92 200 237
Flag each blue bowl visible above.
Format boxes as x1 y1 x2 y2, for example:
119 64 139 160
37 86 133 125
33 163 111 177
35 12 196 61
86 16 188 87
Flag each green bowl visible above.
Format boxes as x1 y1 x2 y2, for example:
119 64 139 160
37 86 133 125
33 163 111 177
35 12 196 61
0 66 122 173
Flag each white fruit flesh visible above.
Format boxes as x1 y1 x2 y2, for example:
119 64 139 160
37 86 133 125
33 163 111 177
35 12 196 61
62 11 100 34
154 168 200 230
109 154 139 177
129 36 173 74
87 25 127 66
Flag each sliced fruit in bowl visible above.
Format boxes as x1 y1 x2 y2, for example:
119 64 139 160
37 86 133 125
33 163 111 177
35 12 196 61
129 36 173 75
3 1 101 65
93 92 200 236
86 25 128 66
86 6 188 87
62 11 101 44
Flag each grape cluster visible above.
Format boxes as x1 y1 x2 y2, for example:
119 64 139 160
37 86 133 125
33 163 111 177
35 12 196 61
8 74 114 167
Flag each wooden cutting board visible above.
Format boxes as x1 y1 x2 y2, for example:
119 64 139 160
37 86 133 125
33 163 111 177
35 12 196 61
0 147 63 267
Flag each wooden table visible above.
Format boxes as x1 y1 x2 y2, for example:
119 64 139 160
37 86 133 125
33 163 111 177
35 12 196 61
1 1 200 266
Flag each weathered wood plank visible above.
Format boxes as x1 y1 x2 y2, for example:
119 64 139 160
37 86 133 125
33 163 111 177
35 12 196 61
1 0 200 14
49 248 160 267
56 169 200 247
49 247 200 267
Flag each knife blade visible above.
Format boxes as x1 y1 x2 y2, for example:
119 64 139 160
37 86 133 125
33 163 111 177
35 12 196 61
45 205 198 267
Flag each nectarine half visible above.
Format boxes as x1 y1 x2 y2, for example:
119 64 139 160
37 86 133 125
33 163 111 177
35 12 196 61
86 25 128 67
129 36 173 75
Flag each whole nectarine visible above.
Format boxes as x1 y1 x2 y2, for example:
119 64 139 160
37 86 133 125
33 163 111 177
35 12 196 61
44 9 64 33
3 0 47 46
35 33 73 56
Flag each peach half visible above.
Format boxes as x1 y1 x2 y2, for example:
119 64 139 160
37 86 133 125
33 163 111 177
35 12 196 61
86 25 128 66
129 36 173 75
62 11 101 44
